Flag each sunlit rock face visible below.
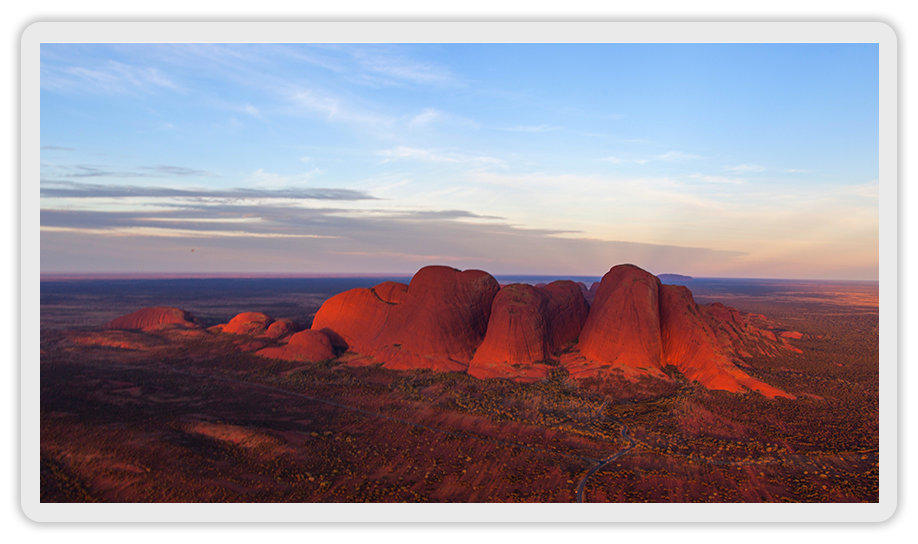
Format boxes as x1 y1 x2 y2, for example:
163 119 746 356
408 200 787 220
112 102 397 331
311 287 393 352
106 306 201 332
467 280 591 382
576 264 665 374
468 284 553 381
660 284 794 399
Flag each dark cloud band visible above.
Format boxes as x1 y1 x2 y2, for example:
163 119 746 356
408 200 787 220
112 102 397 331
40 180 376 201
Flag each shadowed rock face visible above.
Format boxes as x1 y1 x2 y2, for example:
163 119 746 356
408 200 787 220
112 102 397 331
577 264 664 373
107 306 201 332
256 330 335 363
541 280 590 351
223 312 274 336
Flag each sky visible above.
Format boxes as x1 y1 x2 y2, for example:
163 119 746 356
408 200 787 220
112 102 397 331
39 43 879 279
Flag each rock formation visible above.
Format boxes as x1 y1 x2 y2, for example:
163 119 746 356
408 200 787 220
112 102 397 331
311 286 394 352
309 263 797 397
256 330 335 363
575 265 665 376
468 284 553 381
263 319 301 339
97 262 800 400
222 312 274 336
106 306 201 332
659 284 792 398
467 280 591 382
370 266 500 372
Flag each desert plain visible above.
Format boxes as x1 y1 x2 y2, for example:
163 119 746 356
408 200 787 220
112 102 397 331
39 266 879 503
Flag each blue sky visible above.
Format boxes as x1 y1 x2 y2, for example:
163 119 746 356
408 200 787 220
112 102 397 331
39 43 879 279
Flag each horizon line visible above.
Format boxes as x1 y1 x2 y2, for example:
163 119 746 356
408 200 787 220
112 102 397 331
38 271 879 283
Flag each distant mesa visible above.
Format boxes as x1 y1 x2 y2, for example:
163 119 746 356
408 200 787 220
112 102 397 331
313 264 798 398
106 306 202 332
658 273 693 283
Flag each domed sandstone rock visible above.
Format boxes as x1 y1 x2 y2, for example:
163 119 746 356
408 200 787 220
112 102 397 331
222 312 274 336
576 264 664 373
106 306 201 332
256 329 336 363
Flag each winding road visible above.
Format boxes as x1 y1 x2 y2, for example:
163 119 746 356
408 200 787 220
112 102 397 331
576 406 637 503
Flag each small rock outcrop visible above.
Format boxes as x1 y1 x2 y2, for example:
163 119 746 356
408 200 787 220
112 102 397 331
263 319 301 339
256 330 335 363
222 312 274 336
106 306 201 332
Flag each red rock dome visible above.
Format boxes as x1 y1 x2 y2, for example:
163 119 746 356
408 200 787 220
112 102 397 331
106 306 201 332
541 280 590 352
263 318 301 339
223 312 274 335
256 329 336 363
311 287 393 352
372 266 500 372
576 264 664 372
372 281 409 304
468 284 551 381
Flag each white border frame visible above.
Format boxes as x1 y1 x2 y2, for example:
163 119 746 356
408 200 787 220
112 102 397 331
21 22 898 523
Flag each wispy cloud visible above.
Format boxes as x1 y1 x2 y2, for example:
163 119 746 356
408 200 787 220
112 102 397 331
289 88 393 126
42 60 179 95
726 164 766 174
245 168 327 189
500 124 562 133
688 173 744 185
657 151 702 161
350 48 459 87
43 164 215 180
40 225 335 239
377 146 505 167
139 165 213 177
600 156 649 165
41 146 75 151
408 108 443 127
